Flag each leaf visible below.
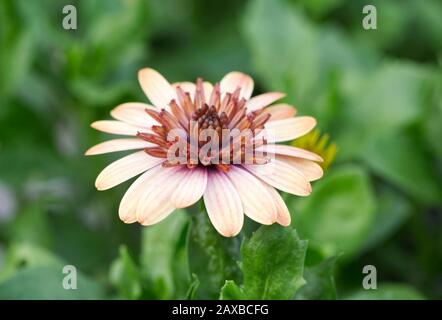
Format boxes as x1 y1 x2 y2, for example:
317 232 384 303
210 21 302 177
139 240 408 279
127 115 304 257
242 0 319 104
362 186 412 252
140 210 190 299
188 209 242 299
0 266 104 299
219 280 245 300
364 131 442 204
240 225 308 299
109 245 142 300
337 62 433 159
295 165 376 257
0 243 63 283
185 274 200 300
346 283 425 300
294 256 338 300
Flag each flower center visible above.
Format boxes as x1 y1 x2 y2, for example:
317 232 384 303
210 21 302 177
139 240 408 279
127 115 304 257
137 78 271 171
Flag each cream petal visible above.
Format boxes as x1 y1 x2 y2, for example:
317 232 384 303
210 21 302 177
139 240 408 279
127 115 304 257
136 167 187 225
138 68 177 109
266 103 297 121
118 165 163 223
203 170 244 237
111 102 156 128
173 82 196 97
261 181 291 226
203 81 213 101
244 159 312 196
220 71 254 100
95 151 164 190
226 166 277 225
171 167 208 208
264 116 316 142
277 156 323 181
91 120 145 136
85 138 152 156
246 92 285 112
256 144 323 162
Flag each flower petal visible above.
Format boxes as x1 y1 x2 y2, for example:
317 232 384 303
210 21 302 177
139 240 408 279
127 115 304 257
277 156 323 181
136 166 187 225
172 82 196 97
246 92 285 112
203 81 213 101
138 68 177 109
95 151 164 190
85 138 152 156
244 159 312 196
91 120 144 136
261 181 291 226
226 166 277 225
266 103 297 121
220 71 254 99
256 144 323 162
118 165 163 223
265 116 316 142
171 167 208 208
203 170 244 237
111 102 156 128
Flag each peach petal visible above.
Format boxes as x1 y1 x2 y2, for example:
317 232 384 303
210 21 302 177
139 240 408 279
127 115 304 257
138 68 177 109
95 151 164 190
85 138 152 156
220 71 254 100
91 120 145 136
246 92 285 112
111 102 156 128
265 116 316 142
203 170 244 237
171 167 208 208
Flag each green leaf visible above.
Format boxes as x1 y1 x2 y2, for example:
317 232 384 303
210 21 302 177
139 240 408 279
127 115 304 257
337 62 432 159
295 165 376 257
240 225 308 300
219 280 245 300
140 210 190 299
109 245 142 300
294 256 338 300
362 186 412 252
185 274 200 300
0 266 104 299
364 131 442 204
242 0 319 104
188 209 242 299
0 243 63 283
346 283 425 300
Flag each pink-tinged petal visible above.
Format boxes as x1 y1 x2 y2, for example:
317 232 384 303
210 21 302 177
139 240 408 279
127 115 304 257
111 102 156 128
173 82 196 97
261 182 291 226
136 167 187 225
171 167 208 208
203 170 244 237
265 116 316 142
257 144 323 162
138 68 177 109
118 165 163 223
244 159 312 196
246 92 285 112
85 138 152 156
226 166 277 225
203 81 213 101
220 71 254 99
95 151 164 191
91 120 144 136
277 156 323 181
266 103 297 121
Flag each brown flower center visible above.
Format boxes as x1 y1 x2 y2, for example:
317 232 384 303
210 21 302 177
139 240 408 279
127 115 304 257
137 78 271 172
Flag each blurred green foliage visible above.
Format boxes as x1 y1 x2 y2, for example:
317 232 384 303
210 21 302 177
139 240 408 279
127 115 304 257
0 0 441 299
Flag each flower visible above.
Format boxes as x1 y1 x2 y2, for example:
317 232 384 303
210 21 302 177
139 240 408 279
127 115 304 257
86 68 323 237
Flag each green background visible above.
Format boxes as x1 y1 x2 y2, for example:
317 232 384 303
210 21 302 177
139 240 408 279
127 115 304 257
0 0 441 299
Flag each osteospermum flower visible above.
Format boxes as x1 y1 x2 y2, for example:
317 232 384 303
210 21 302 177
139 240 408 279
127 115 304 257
86 68 323 237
